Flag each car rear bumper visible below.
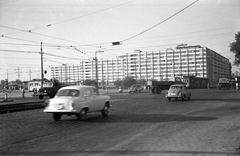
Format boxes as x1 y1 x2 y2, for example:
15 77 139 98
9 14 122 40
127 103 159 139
43 109 77 113
166 93 181 98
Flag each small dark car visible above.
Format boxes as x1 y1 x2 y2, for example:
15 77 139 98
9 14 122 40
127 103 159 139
38 87 58 99
128 84 142 93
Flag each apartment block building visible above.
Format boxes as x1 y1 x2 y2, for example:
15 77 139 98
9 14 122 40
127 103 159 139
51 44 231 87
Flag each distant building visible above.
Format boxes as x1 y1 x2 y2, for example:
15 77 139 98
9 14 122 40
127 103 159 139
28 80 53 91
51 44 231 87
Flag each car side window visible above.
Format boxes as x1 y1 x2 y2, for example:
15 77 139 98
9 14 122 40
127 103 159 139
84 89 92 97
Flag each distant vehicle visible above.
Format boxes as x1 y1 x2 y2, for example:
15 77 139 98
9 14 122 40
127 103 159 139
43 85 111 121
147 77 185 94
182 76 209 89
38 87 59 99
128 84 142 93
166 84 191 101
118 86 123 93
218 78 231 89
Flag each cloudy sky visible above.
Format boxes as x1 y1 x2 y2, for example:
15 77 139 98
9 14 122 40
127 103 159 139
0 0 240 81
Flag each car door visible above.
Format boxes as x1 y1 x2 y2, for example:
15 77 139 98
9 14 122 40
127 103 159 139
82 88 99 112
92 89 106 111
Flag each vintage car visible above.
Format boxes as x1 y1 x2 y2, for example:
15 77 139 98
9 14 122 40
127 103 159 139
38 87 59 99
166 84 191 101
128 84 142 93
43 85 111 121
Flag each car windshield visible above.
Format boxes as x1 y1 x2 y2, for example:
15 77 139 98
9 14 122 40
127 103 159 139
170 86 183 89
56 89 80 97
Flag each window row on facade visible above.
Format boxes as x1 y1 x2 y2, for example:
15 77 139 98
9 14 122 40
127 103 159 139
51 45 231 87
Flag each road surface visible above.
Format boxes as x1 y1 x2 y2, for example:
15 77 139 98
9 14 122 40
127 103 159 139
0 89 240 156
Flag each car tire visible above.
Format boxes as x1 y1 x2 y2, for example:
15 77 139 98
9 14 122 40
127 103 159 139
78 108 87 121
53 113 61 121
168 97 171 101
188 96 191 100
39 94 43 99
181 95 185 101
155 88 162 94
102 104 109 117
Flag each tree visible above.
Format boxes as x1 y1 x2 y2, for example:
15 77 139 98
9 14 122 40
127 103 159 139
122 76 136 88
114 79 123 88
82 79 96 86
137 79 146 86
230 32 240 66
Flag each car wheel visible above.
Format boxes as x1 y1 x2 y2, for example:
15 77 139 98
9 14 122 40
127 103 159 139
102 103 110 117
155 88 162 94
78 108 87 121
188 95 191 100
53 113 61 121
181 95 185 101
39 94 43 99
168 97 171 101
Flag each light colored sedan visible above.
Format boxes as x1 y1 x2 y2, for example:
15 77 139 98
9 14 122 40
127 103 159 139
166 84 191 101
43 85 110 121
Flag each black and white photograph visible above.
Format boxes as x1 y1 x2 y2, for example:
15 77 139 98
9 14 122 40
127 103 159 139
0 0 240 155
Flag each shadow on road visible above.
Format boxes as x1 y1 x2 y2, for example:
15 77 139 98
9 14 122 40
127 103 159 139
84 113 217 123
189 98 240 102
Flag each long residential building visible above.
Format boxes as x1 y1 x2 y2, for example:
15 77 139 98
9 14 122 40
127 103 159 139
50 44 231 87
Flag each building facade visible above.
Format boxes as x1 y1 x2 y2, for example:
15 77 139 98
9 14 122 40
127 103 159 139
51 45 231 87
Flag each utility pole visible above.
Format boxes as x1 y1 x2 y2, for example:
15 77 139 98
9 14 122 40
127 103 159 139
95 50 104 95
14 67 21 80
29 67 31 81
40 42 44 88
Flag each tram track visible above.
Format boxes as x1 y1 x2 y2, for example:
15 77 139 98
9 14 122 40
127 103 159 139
0 101 45 114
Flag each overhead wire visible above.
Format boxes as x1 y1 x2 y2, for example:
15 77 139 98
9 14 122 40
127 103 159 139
29 0 136 31
120 0 199 42
1 0 136 48
0 49 39 53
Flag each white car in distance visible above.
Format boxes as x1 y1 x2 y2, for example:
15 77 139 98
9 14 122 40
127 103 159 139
43 85 111 121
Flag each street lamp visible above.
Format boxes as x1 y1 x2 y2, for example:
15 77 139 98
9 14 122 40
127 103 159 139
95 50 104 94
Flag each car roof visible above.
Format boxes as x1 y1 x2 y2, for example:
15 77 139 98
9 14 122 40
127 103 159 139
59 85 95 90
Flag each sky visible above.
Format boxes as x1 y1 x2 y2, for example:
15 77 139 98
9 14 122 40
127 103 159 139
0 0 240 81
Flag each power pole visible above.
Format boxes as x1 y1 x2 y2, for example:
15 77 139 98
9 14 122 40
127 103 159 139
95 50 104 95
40 42 44 88
14 67 21 80
29 67 31 81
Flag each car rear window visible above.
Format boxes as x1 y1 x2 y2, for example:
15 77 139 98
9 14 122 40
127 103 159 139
170 86 182 89
56 89 80 97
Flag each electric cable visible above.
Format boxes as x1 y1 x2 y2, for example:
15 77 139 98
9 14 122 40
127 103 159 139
120 0 199 42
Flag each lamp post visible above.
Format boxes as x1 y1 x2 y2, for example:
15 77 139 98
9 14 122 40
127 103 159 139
95 50 104 94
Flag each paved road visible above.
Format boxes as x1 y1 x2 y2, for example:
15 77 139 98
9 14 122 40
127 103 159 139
0 89 240 156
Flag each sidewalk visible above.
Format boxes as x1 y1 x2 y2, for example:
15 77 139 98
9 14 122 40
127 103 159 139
0 91 45 105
